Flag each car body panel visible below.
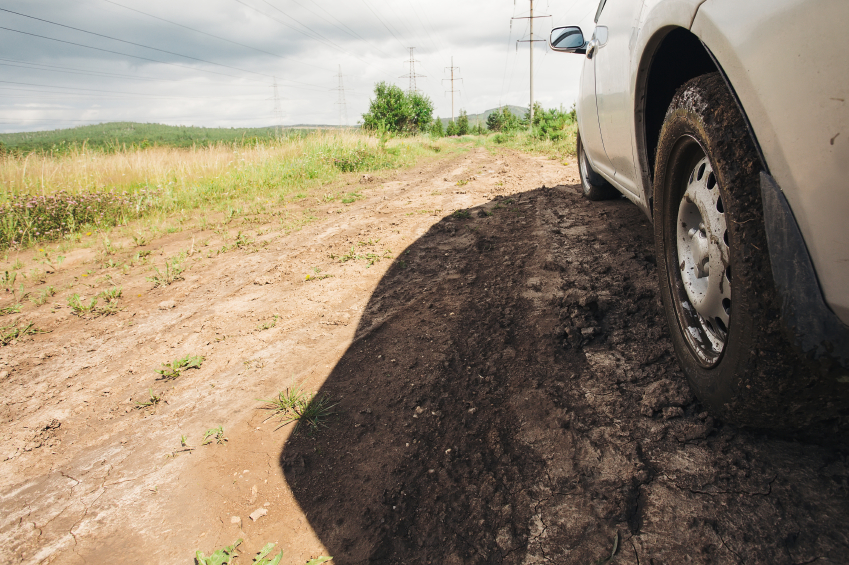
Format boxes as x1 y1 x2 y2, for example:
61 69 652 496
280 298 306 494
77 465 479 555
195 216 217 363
594 0 646 196
577 31 614 182
692 0 849 324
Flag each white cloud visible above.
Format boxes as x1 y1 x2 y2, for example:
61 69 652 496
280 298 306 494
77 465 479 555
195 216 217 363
0 0 599 132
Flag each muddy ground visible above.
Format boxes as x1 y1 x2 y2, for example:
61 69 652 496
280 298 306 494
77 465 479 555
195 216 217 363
1 146 848 564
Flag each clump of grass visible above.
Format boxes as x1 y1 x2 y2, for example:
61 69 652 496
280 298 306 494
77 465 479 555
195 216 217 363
202 425 227 445
156 354 204 380
258 388 337 434
341 191 363 204
135 388 163 410
0 303 21 315
256 315 278 331
147 255 185 287
30 286 56 306
1 321 45 345
67 286 122 316
452 209 472 219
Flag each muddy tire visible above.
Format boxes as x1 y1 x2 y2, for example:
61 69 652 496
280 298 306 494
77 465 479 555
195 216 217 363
577 132 619 201
653 73 835 430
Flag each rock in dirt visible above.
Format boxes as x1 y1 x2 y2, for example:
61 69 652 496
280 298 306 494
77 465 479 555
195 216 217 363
249 508 267 521
158 300 176 310
640 378 695 416
230 516 241 526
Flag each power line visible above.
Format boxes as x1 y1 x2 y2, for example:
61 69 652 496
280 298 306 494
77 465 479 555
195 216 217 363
400 47 426 94
100 0 334 73
442 57 462 123
0 8 278 82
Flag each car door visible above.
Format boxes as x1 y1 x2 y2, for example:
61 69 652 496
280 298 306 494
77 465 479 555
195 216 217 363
577 27 614 180
593 0 645 196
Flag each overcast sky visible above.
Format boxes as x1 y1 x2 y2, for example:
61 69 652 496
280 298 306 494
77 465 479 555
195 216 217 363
0 0 599 133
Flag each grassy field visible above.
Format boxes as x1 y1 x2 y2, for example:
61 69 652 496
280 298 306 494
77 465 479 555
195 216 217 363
0 122 340 154
0 131 448 250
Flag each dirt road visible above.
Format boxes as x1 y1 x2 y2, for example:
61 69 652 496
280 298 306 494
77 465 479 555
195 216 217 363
1 146 847 564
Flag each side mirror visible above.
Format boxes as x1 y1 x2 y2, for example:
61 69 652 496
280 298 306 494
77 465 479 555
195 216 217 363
549 26 586 54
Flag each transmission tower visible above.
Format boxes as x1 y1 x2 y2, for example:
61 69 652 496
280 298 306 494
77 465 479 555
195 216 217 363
442 56 462 122
333 65 348 127
400 47 426 94
271 77 283 131
513 0 550 124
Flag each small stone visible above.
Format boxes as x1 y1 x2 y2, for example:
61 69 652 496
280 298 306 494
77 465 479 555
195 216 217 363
230 516 241 525
249 484 258 503
263 502 270 507
158 300 176 310
0 370 8 379
414 406 425 415
249 508 268 521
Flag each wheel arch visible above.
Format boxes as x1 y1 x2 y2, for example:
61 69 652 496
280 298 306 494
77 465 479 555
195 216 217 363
634 27 718 214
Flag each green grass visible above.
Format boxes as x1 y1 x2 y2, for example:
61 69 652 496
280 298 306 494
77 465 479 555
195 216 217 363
67 286 122 316
202 425 227 445
0 122 310 155
156 354 204 380
0 321 44 345
258 388 337 434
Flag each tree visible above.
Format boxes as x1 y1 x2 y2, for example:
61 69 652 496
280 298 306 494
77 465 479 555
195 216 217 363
361 82 434 134
457 110 470 135
431 116 444 137
486 109 504 132
445 120 459 136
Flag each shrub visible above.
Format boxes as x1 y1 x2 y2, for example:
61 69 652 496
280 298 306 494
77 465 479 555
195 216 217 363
457 110 470 136
361 83 434 135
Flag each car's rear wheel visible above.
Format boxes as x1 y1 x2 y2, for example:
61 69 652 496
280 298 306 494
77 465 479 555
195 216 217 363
654 73 836 429
577 132 619 201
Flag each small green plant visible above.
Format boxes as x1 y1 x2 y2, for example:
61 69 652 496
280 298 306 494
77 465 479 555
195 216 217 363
68 287 122 316
1 321 45 345
132 231 150 246
0 303 21 315
456 179 469 186
306 558 333 565
135 388 162 410
156 354 204 380
341 191 363 204
68 293 98 315
256 315 278 331
147 255 185 287
202 425 227 445
252 543 283 565
11 259 24 270
452 209 472 219
31 286 56 306
195 539 242 565
258 388 337 434
1 271 17 292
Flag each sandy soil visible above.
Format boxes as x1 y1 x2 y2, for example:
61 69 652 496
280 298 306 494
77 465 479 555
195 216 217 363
1 146 848 564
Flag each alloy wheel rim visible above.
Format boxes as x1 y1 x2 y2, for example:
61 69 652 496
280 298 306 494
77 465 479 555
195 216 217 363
675 154 731 364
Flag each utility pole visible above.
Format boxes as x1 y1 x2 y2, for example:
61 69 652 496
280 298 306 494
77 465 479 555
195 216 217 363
400 47 426 94
442 56 462 123
514 1 550 125
271 77 283 134
334 65 348 127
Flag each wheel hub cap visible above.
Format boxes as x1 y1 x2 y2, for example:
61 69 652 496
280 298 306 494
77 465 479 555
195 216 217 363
676 157 731 357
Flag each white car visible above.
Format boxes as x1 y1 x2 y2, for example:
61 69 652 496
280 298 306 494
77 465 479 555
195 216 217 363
549 0 849 428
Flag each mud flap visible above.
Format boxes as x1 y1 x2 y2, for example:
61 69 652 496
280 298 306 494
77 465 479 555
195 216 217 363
760 171 849 373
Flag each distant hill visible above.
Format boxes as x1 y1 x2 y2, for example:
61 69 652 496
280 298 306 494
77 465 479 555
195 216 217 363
0 122 354 154
438 105 527 128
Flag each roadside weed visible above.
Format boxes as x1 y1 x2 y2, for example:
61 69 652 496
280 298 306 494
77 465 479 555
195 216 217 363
67 287 122 316
1 322 45 345
0 303 21 315
202 425 227 445
1 271 17 292
252 543 282 565
195 539 241 565
147 255 185 287
30 286 56 306
256 315 278 331
135 388 162 410
456 179 469 186
305 557 333 564
258 388 337 434
452 209 471 219
341 191 363 204
11 259 23 270
156 354 204 380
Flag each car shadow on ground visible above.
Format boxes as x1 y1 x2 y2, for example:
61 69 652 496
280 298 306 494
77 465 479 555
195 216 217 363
280 184 849 564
